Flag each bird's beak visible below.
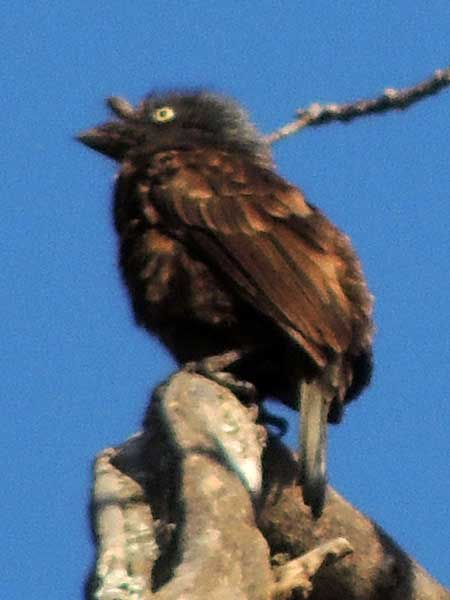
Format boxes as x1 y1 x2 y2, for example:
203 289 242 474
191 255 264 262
76 122 129 161
77 96 138 160
76 124 114 157
76 127 102 149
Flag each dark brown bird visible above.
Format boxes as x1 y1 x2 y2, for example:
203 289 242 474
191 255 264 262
78 90 374 517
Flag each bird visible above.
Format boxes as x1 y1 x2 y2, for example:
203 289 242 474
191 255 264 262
78 90 374 517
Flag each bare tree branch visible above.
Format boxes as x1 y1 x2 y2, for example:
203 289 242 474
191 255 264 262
271 537 353 598
87 374 450 600
265 66 450 143
89 373 274 599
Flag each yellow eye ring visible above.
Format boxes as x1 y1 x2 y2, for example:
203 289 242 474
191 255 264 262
152 106 176 123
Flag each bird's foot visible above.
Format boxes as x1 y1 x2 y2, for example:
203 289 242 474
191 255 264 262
258 405 288 438
184 349 257 405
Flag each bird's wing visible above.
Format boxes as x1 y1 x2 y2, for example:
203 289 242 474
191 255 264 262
149 148 356 367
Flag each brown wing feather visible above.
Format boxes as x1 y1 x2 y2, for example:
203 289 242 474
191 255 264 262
150 148 367 367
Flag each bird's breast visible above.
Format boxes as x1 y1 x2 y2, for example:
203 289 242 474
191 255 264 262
118 218 240 331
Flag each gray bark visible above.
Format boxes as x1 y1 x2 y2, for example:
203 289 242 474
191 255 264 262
87 372 449 600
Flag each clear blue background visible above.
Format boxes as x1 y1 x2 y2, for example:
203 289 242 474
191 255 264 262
2 3 449 597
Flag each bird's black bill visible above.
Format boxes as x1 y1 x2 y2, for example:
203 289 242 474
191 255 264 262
77 128 107 152
76 122 132 161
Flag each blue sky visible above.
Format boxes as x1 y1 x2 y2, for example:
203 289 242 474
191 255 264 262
2 3 449 597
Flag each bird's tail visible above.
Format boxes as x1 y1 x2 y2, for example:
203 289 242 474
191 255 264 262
299 380 330 518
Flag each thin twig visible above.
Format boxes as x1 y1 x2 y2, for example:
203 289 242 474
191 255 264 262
272 537 353 598
265 66 450 144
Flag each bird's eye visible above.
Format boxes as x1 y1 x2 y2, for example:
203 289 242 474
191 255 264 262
152 106 176 123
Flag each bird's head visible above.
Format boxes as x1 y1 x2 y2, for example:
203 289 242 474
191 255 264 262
77 90 272 167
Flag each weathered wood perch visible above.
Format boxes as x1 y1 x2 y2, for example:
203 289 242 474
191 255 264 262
86 372 449 599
